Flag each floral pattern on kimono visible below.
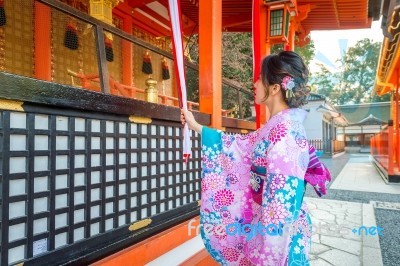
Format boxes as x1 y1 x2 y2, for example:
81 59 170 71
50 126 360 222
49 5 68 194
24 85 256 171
200 108 329 266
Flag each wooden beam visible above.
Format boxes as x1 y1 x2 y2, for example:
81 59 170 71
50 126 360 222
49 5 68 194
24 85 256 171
222 13 252 28
132 9 171 36
127 0 156 9
139 5 171 28
92 217 201 266
332 0 340 27
157 0 197 32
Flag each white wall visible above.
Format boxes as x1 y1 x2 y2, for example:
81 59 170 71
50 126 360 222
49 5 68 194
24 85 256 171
303 101 324 140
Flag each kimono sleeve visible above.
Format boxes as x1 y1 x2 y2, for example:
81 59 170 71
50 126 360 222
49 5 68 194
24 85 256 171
201 126 260 167
304 145 332 197
199 127 261 265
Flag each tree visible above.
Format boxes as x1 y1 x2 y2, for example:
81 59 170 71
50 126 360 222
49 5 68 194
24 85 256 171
310 63 335 100
312 38 386 104
186 33 315 118
341 39 381 103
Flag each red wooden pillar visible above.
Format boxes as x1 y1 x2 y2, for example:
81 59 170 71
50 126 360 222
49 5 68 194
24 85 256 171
397 68 400 170
389 121 394 175
286 21 296 51
394 84 398 168
199 0 222 129
260 2 269 124
34 2 51 81
253 0 269 126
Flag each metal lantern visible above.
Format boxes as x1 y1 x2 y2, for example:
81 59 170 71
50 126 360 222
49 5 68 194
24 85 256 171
267 4 290 44
89 0 119 25
264 0 296 45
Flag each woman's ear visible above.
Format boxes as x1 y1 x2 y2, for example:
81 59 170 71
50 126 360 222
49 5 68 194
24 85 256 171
271 84 281 95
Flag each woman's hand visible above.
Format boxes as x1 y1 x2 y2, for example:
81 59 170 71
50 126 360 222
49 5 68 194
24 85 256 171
181 109 203 134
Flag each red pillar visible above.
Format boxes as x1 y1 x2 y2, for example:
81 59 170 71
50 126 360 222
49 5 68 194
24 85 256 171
199 0 222 129
34 2 51 81
396 87 399 170
253 0 269 127
285 21 296 51
393 69 400 171
389 122 394 175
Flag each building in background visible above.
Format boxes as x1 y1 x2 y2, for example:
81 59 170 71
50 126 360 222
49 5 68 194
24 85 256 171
336 102 389 152
303 93 348 156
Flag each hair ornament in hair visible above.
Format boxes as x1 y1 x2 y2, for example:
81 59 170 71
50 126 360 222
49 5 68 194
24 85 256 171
281 75 295 98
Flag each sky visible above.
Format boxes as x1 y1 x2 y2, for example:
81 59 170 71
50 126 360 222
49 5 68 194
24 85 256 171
309 20 383 74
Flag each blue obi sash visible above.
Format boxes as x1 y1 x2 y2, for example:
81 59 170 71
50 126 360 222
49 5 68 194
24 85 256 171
249 165 266 205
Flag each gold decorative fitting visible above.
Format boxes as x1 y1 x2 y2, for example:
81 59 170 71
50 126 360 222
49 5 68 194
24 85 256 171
0 99 24 111
129 115 152 124
129 218 152 231
145 78 158 104
89 0 120 25
241 129 248 134
197 200 201 206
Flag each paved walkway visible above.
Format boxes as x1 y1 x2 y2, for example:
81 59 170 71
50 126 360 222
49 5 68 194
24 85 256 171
329 154 400 194
308 153 400 266
306 197 382 266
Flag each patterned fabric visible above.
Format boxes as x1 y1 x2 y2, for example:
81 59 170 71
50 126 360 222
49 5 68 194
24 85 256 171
304 146 331 197
200 108 331 265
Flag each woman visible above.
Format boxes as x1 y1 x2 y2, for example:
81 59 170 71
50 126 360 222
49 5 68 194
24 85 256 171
181 51 331 265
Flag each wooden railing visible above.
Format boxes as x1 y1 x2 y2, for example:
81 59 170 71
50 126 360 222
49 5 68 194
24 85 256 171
38 0 253 120
67 69 197 107
308 139 324 151
67 69 237 117
308 139 345 155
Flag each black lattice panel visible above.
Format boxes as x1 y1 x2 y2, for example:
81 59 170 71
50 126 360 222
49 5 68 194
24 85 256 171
0 109 201 265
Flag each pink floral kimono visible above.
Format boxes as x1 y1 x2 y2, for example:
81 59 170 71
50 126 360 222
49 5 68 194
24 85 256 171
200 108 331 265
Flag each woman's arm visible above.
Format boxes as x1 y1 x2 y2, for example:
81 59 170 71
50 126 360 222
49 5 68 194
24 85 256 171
181 109 203 134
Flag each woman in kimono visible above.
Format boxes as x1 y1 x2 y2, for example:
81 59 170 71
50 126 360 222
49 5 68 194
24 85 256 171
181 51 331 265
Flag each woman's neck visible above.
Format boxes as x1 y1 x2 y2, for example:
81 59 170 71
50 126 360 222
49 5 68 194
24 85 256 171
268 101 289 118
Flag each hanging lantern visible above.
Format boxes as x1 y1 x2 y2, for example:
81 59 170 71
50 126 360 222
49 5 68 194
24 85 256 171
264 0 296 45
267 4 290 44
162 58 170 80
104 34 114 62
142 51 153 75
64 20 79 50
89 0 119 25
0 0 6 26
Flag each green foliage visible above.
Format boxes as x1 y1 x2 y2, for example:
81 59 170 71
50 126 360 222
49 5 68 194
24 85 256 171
310 63 335 99
186 33 315 119
311 38 384 104
221 33 254 118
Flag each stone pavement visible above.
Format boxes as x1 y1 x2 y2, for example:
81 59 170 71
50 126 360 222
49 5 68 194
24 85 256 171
307 153 400 266
306 197 382 266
